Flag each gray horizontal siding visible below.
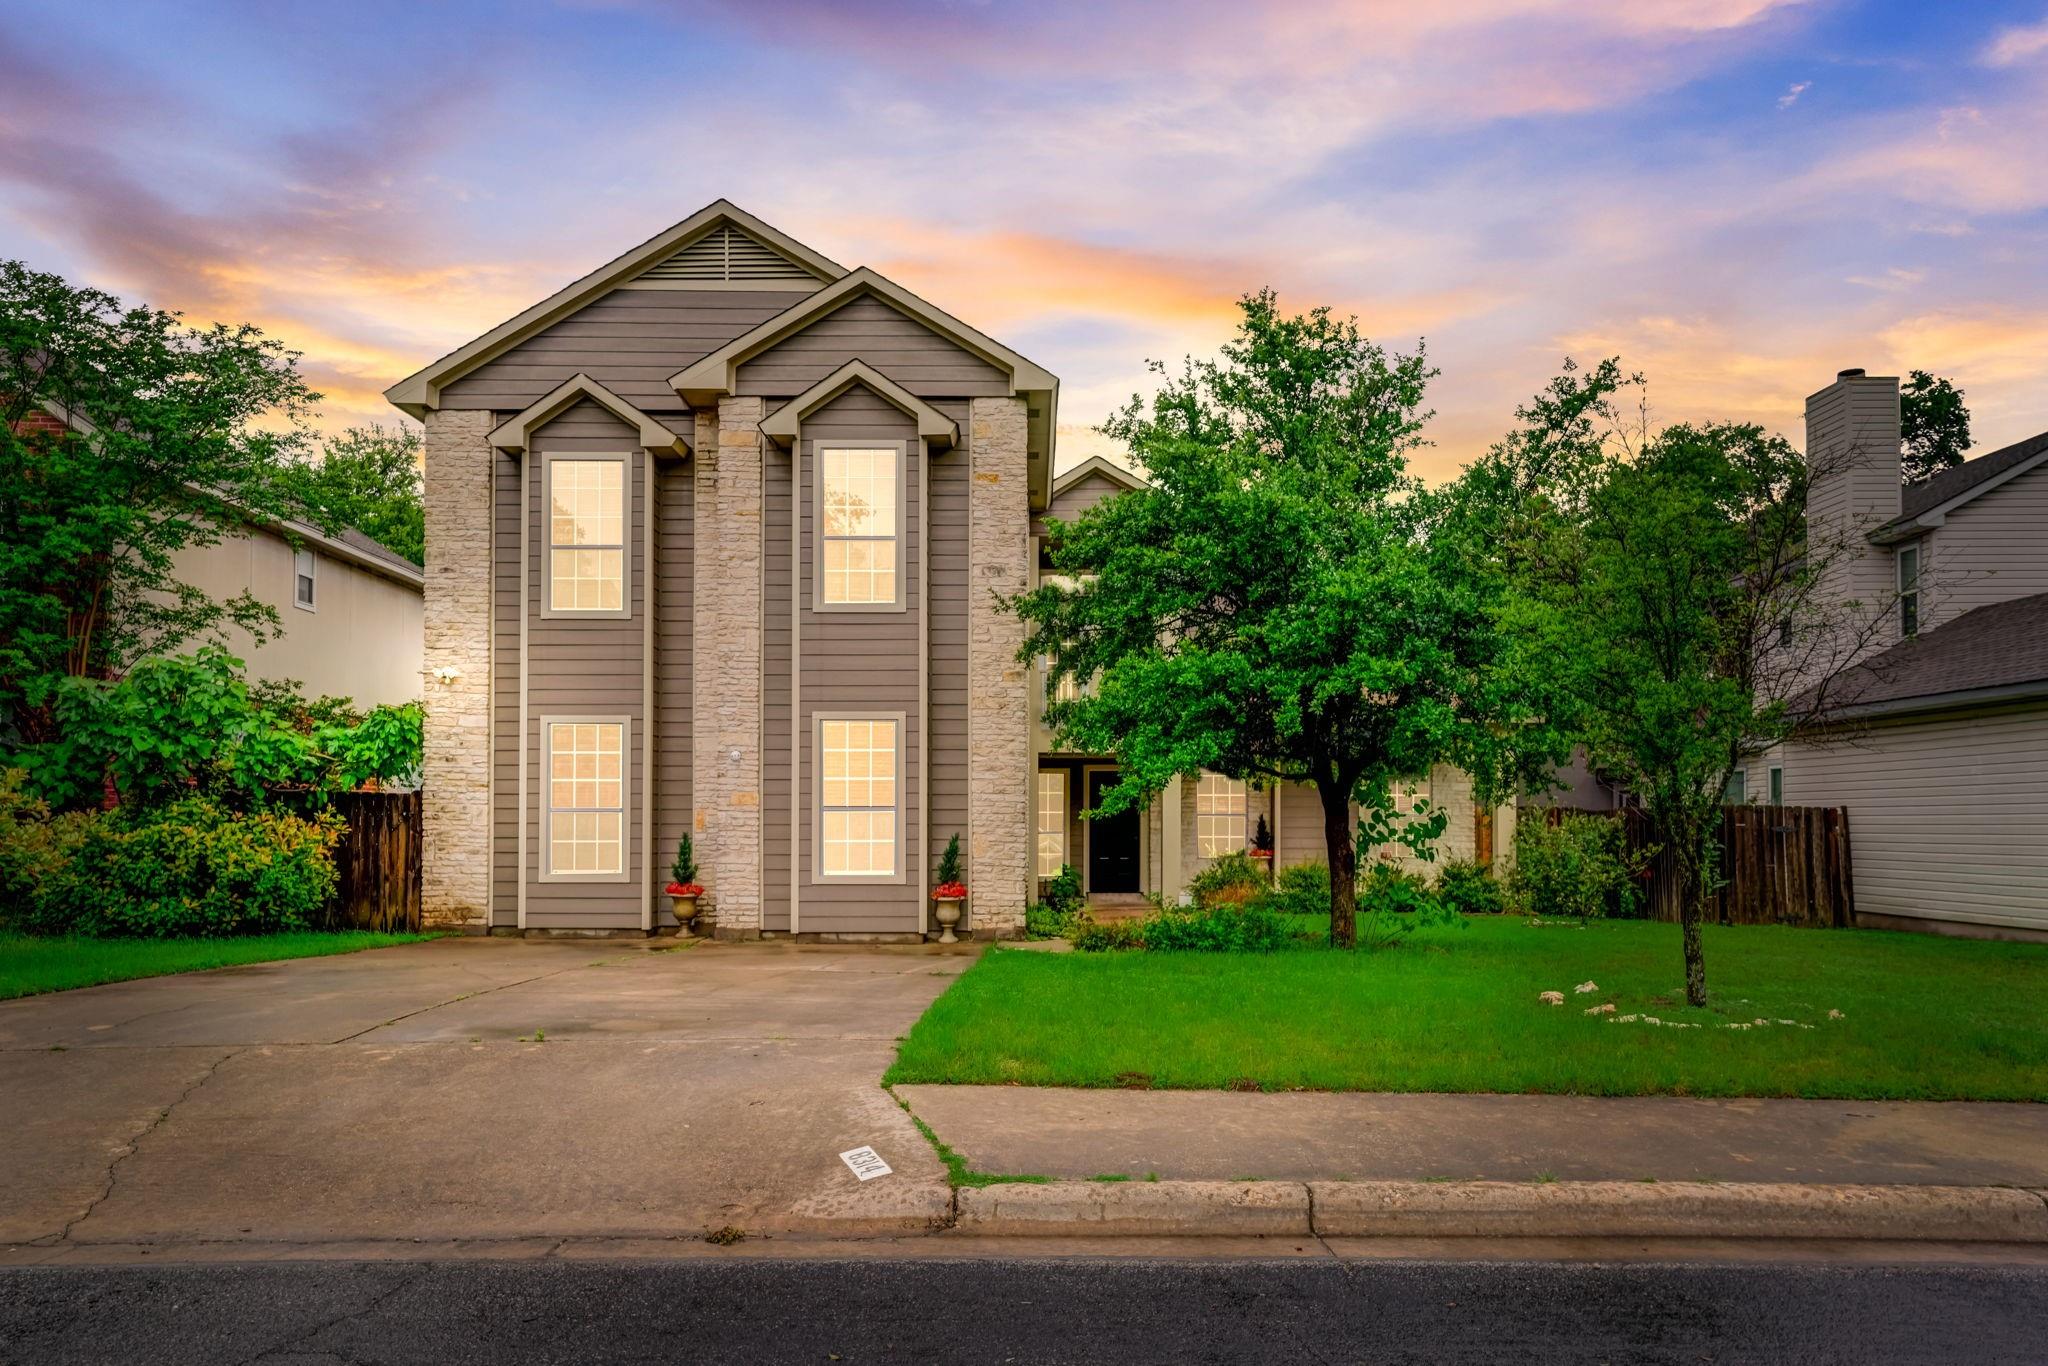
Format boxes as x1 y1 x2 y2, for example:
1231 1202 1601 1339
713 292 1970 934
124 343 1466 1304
764 434 794 931
798 387 924 933
525 401 647 926
652 455 693 928
928 402 971 902
491 441 520 928
439 288 813 412
737 296 1009 400
1918 463 2048 633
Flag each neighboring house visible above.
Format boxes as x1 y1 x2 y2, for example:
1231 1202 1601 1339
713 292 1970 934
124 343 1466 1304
1743 370 2048 940
1029 457 1513 905
16 401 424 706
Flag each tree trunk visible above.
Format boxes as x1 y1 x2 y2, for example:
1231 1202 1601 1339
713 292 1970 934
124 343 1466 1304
1674 838 1709 1007
1320 779 1357 949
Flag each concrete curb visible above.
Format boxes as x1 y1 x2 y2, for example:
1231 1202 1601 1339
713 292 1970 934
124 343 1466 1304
948 1180 2048 1242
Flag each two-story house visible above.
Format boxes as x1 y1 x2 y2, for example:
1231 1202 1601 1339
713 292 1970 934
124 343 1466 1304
389 201 1509 939
1746 369 2048 940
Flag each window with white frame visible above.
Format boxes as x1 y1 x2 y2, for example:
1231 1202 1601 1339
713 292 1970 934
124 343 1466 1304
1036 770 1067 877
819 447 899 606
292 547 316 611
1041 656 1082 706
547 458 626 613
1898 543 1920 637
546 720 626 877
818 716 900 878
1768 765 1784 806
1195 773 1247 858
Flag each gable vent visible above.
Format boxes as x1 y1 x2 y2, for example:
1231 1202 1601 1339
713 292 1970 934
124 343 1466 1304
639 225 816 283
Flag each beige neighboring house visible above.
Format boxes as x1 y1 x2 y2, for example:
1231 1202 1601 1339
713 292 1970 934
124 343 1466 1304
171 519 424 706
1742 369 2048 940
387 200 1506 939
21 398 424 706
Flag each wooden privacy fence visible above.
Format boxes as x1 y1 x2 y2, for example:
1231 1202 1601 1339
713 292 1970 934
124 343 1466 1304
1534 804 1855 929
325 790 422 932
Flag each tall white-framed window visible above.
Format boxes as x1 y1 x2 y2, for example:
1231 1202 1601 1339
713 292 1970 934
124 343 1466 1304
1041 656 1083 706
1195 772 1248 859
815 713 905 882
1768 765 1784 806
545 456 628 616
542 717 628 881
1898 543 1920 637
1036 770 1068 878
292 547 317 612
817 445 904 610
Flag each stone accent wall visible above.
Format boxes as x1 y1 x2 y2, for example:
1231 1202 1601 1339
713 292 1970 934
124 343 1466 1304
693 399 765 937
421 408 495 929
966 397 1032 936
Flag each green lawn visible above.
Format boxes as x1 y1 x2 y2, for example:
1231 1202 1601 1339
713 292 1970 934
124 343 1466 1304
0 931 438 1000
885 918 2048 1100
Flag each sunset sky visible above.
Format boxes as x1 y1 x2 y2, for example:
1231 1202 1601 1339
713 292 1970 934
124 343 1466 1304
2 0 2044 482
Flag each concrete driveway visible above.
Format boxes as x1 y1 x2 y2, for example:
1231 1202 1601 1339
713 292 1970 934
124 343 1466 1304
0 939 973 1257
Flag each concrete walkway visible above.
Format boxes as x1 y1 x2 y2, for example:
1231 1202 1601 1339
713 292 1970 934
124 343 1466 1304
892 1086 2048 1186
1 939 975 1257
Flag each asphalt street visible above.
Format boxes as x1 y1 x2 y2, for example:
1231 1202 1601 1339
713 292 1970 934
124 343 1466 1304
3 1255 2044 1364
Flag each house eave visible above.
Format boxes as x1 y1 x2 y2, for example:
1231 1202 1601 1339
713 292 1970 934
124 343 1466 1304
1805 678 2048 724
488 373 689 457
1868 446 2048 544
760 360 957 450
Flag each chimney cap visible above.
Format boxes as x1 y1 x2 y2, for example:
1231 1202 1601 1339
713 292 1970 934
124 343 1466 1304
1837 367 1867 379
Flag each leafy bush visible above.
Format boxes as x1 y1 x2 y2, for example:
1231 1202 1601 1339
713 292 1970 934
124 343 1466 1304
1188 852 1268 908
1436 858 1506 916
1140 903 1291 953
20 796 343 937
1263 860 1332 919
0 771 92 929
1360 861 1441 917
1510 813 1649 921
1070 915 1146 952
1026 863 1088 939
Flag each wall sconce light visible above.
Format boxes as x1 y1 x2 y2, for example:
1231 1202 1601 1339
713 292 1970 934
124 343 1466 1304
433 664 463 686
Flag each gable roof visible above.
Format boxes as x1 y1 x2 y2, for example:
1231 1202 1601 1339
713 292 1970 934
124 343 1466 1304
488 373 689 456
384 201 846 418
669 265 1058 507
1871 428 2048 543
1802 590 2048 719
1050 454 1148 499
760 361 957 450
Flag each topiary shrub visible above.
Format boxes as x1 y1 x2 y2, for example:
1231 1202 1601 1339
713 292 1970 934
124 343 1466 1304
1436 858 1506 916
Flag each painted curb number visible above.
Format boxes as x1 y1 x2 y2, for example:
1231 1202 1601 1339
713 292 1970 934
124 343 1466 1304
839 1146 893 1181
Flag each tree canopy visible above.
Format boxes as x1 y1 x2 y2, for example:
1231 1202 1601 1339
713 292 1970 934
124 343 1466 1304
1010 291 1555 945
1900 369 1971 486
285 424 425 565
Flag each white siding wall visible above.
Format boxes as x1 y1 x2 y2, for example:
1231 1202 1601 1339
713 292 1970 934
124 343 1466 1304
1916 463 2048 634
1779 703 2048 934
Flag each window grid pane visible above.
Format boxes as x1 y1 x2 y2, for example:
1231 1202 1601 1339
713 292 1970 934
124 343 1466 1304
549 460 626 612
1036 771 1067 878
546 721 625 876
1195 773 1247 859
821 719 899 876
821 449 899 605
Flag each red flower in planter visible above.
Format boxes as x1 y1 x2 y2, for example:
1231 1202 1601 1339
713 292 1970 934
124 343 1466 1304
932 881 968 900
665 881 705 897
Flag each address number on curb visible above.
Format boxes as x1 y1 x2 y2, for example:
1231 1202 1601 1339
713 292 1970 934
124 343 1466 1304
840 1146 893 1181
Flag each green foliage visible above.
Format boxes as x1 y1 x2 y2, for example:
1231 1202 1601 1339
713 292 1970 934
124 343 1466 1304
1900 370 1971 486
1070 915 1147 952
6 648 420 810
934 831 964 888
1263 860 1332 919
8 794 342 938
1510 814 1649 922
1436 858 1506 916
1026 863 1088 938
1355 777 1448 866
1188 851 1268 908
0 770 92 918
282 425 425 564
1139 903 1291 953
669 832 699 888
1251 812 1272 854
0 259 316 729
1010 290 1555 948
1359 862 1442 917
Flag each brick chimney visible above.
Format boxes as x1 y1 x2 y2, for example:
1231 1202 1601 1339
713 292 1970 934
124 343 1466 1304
1805 368 1902 666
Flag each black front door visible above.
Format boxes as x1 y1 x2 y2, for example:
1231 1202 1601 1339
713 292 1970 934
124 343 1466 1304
1086 771 1140 893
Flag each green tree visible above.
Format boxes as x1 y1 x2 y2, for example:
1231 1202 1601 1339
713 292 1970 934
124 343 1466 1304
1010 292 1551 947
285 424 424 565
0 260 317 738
1497 363 1878 1005
1900 369 1970 486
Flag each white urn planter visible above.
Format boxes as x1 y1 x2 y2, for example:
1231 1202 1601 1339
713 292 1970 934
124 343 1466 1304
667 887 704 937
931 895 965 945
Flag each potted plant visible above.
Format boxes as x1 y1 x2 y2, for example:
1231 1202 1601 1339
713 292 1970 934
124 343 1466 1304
665 833 706 936
931 832 967 944
1250 813 1275 867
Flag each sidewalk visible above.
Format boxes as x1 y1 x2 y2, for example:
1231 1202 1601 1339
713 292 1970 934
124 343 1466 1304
892 1085 2048 1186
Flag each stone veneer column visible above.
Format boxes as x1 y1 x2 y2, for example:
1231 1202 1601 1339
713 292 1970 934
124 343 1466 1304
966 397 1032 936
692 398 765 937
420 408 494 930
